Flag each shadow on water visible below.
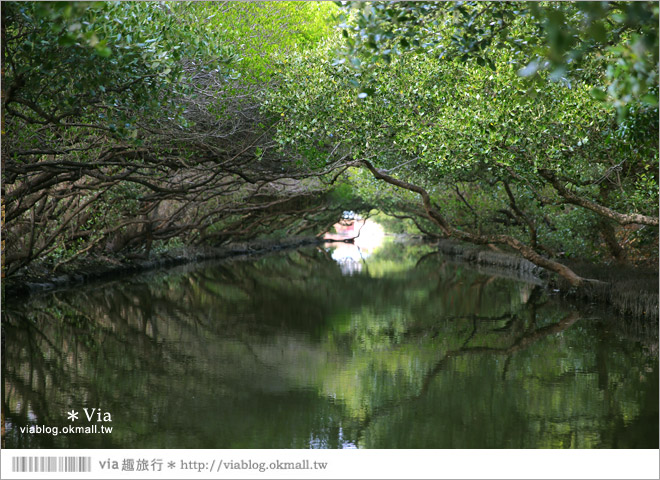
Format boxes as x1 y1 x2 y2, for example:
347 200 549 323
2 240 658 448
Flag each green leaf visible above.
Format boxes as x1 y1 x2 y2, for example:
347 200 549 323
95 45 112 57
589 87 607 101
58 33 77 46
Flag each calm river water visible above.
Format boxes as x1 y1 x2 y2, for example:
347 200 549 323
2 239 658 448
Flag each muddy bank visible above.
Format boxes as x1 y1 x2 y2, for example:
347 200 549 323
553 260 659 321
432 239 658 321
2 236 326 298
432 239 545 279
4 235 657 321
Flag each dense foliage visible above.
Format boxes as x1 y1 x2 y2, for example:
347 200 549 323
335 1 659 118
2 1 347 277
2 1 658 287
265 0 658 285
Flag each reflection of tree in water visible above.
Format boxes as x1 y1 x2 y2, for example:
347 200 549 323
2 247 657 448
356 308 579 439
356 300 657 448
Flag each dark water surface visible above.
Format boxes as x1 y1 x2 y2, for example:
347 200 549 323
2 240 658 448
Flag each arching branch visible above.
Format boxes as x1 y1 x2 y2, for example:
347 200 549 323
539 168 658 227
361 160 590 287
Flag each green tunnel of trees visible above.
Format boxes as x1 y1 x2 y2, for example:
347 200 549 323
2 1 658 286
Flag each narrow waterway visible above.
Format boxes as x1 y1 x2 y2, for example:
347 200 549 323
2 237 658 448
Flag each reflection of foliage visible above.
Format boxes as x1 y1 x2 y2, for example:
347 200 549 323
362 311 658 448
2 247 657 448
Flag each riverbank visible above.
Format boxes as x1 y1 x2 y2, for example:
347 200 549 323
4 235 657 321
2 236 326 298
432 238 658 321
553 260 659 320
432 238 545 279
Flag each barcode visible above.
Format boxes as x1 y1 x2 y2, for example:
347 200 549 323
11 456 92 473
